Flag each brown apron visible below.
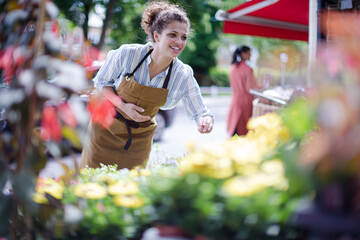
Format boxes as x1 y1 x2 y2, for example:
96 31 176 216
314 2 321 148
81 49 172 169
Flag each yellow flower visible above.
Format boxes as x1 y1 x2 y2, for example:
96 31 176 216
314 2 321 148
222 175 267 197
247 113 281 131
235 164 259 176
113 195 144 208
226 138 268 175
95 175 116 185
230 139 264 164
80 168 89 175
260 160 285 175
74 183 107 199
246 113 290 148
129 168 151 178
108 180 139 195
33 192 48 204
260 160 289 190
181 152 234 179
36 178 64 200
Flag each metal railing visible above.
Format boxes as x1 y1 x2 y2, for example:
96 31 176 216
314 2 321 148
200 86 232 96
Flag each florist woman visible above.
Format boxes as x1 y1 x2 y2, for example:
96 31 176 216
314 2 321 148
81 1 214 170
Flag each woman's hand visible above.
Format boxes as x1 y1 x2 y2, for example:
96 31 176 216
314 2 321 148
121 103 151 122
102 87 150 122
197 115 213 134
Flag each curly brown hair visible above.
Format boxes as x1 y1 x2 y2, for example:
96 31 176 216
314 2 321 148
141 1 190 43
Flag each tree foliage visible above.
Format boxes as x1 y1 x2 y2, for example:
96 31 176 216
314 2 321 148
108 0 222 85
178 0 222 77
55 0 222 85
53 0 94 38
108 0 148 47
0 1 90 239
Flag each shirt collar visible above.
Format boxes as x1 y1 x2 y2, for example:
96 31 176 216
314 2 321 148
145 43 176 77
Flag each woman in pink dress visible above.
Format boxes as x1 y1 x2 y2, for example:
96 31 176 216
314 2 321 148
226 46 261 136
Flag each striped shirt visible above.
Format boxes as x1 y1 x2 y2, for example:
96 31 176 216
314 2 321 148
93 43 212 121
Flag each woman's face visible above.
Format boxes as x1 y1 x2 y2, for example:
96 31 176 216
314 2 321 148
241 50 251 61
154 21 189 59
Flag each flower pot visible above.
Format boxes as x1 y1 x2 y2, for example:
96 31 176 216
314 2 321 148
194 235 215 240
156 225 189 238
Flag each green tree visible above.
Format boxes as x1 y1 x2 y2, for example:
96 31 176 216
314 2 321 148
97 0 117 49
178 0 222 85
53 0 96 39
108 0 148 47
108 0 221 85
55 0 222 85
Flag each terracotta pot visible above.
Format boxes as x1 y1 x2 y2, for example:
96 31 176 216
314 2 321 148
156 225 189 237
194 235 215 240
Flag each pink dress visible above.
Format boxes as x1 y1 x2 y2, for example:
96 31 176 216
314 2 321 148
226 61 258 136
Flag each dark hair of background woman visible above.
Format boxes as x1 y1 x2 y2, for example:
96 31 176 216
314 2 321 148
231 45 250 64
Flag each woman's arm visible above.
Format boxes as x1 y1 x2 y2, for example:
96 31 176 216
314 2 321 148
181 67 213 134
93 46 125 91
96 45 150 122
101 87 150 122
249 68 262 90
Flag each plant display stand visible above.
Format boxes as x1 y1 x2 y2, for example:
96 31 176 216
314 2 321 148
252 98 282 117
291 202 360 240
142 228 191 240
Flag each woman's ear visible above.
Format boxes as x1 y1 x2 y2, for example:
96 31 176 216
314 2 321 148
153 31 159 42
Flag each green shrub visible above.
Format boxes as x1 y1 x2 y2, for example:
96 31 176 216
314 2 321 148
209 67 230 87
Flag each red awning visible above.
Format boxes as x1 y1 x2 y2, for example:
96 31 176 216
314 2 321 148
217 0 309 41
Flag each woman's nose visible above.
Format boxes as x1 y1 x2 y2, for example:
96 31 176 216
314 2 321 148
175 36 183 44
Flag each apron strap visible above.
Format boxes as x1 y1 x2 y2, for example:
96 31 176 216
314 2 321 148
114 111 152 150
126 49 154 78
124 120 132 150
125 48 173 90
114 111 135 150
162 60 173 89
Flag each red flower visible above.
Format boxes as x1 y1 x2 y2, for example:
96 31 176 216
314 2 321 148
0 47 15 84
41 105 62 142
58 102 78 128
87 92 117 129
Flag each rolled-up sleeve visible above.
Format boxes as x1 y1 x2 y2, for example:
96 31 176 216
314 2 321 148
93 46 123 91
182 66 212 121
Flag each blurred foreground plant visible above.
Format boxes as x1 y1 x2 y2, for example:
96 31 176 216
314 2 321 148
276 12 360 219
27 113 304 240
0 0 93 239
143 113 304 240
32 164 156 240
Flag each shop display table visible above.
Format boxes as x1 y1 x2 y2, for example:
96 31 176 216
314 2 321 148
290 201 360 239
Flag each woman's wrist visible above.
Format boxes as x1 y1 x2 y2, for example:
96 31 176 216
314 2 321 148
102 86 124 109
202 115 214 123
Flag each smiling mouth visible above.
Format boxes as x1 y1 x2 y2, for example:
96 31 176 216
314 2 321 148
170 46 181 52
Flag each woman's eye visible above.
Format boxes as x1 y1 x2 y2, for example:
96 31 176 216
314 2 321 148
181 36 187 41
169 33 176 37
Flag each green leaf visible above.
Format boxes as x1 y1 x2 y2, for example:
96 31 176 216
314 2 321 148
0 194 12 236
0 155 8 193
280 99 316 140
25 142 47 174
12 171 38 215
